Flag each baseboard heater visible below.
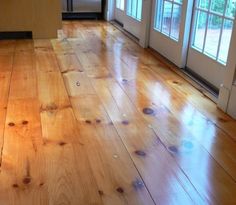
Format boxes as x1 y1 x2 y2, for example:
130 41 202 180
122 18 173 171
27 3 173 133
185 67 219 96
0 31 32 40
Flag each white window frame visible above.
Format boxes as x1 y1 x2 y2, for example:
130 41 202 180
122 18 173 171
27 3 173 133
126 0 143 21
154 0 183 42
191 0 235 65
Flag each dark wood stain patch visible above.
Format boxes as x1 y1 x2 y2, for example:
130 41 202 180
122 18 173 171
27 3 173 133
23 177 31 185
143 108 155 115
135 150 146 157
122 120 129 125
8 122 15 127
98 190 104 196
96 119 101 123
116 187 124 194
22 120 28 125
12 184 19 188
59 141 67 146
168 146 178 153
85 120 92 124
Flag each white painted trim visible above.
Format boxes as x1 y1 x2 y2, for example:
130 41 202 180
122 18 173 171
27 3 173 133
218 19 236 115
139 0 152 47
149 0 194 68
227 84 236 118
105 0 115 21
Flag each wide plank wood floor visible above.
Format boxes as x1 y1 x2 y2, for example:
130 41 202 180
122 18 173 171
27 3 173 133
0 20 236 205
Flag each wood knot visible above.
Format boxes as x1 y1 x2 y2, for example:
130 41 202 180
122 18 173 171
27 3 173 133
143 108 155 115
23 177 31 184
39 183 44 187
122 120 129 125
85 120 92 124
98 190 104 196
116 187 124 193
22 120 28 125
12 184 19 188
8 122 15 127
135 150 146 157
96 119 101 123
168 146 178 153
172 81 179 84
59 141 67 146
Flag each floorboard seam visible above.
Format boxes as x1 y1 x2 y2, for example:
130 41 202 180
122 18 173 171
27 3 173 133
0 45 16 171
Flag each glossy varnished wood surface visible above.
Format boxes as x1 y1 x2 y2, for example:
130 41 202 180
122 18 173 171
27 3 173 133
0 21 236 205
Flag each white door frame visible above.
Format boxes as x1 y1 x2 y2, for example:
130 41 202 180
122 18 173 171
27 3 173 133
105 0 153 48
105 0 115 21
148 0 194 67
218 19 236 113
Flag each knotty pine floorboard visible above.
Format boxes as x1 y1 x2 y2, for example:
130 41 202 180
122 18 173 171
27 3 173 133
0 21 235 205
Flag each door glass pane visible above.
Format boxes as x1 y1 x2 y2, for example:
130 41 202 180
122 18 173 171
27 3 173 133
127 0 132 14
191 0 235 65
218 19 233 64
192 10 207 51
154 0 164 30
162 1 173 35
121 0 125 10
116 0 120 8
210 0 225 14
204 14 223 58
137 0 142 20
132 0 138 17
154 0 182 41
226 0 236 18
174 0 183 4
170 4 182 40
198 0 210 9
116 0 125 10
127 0 143 21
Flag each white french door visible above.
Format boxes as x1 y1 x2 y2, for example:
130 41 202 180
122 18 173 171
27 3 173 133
114 0 143 38
149 0 193 67
187 0 236 90
149 0 235 91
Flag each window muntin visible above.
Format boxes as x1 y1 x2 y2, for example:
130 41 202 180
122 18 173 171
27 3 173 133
127 0 143 21
192 0 236 65
154 0 183 41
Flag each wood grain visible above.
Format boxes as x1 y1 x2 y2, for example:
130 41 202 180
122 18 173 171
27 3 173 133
0 21 236 205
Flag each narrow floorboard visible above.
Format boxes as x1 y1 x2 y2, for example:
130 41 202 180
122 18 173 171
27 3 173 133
0 21 236 205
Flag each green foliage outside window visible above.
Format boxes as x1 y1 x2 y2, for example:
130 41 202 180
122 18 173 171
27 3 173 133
198 0 235 28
